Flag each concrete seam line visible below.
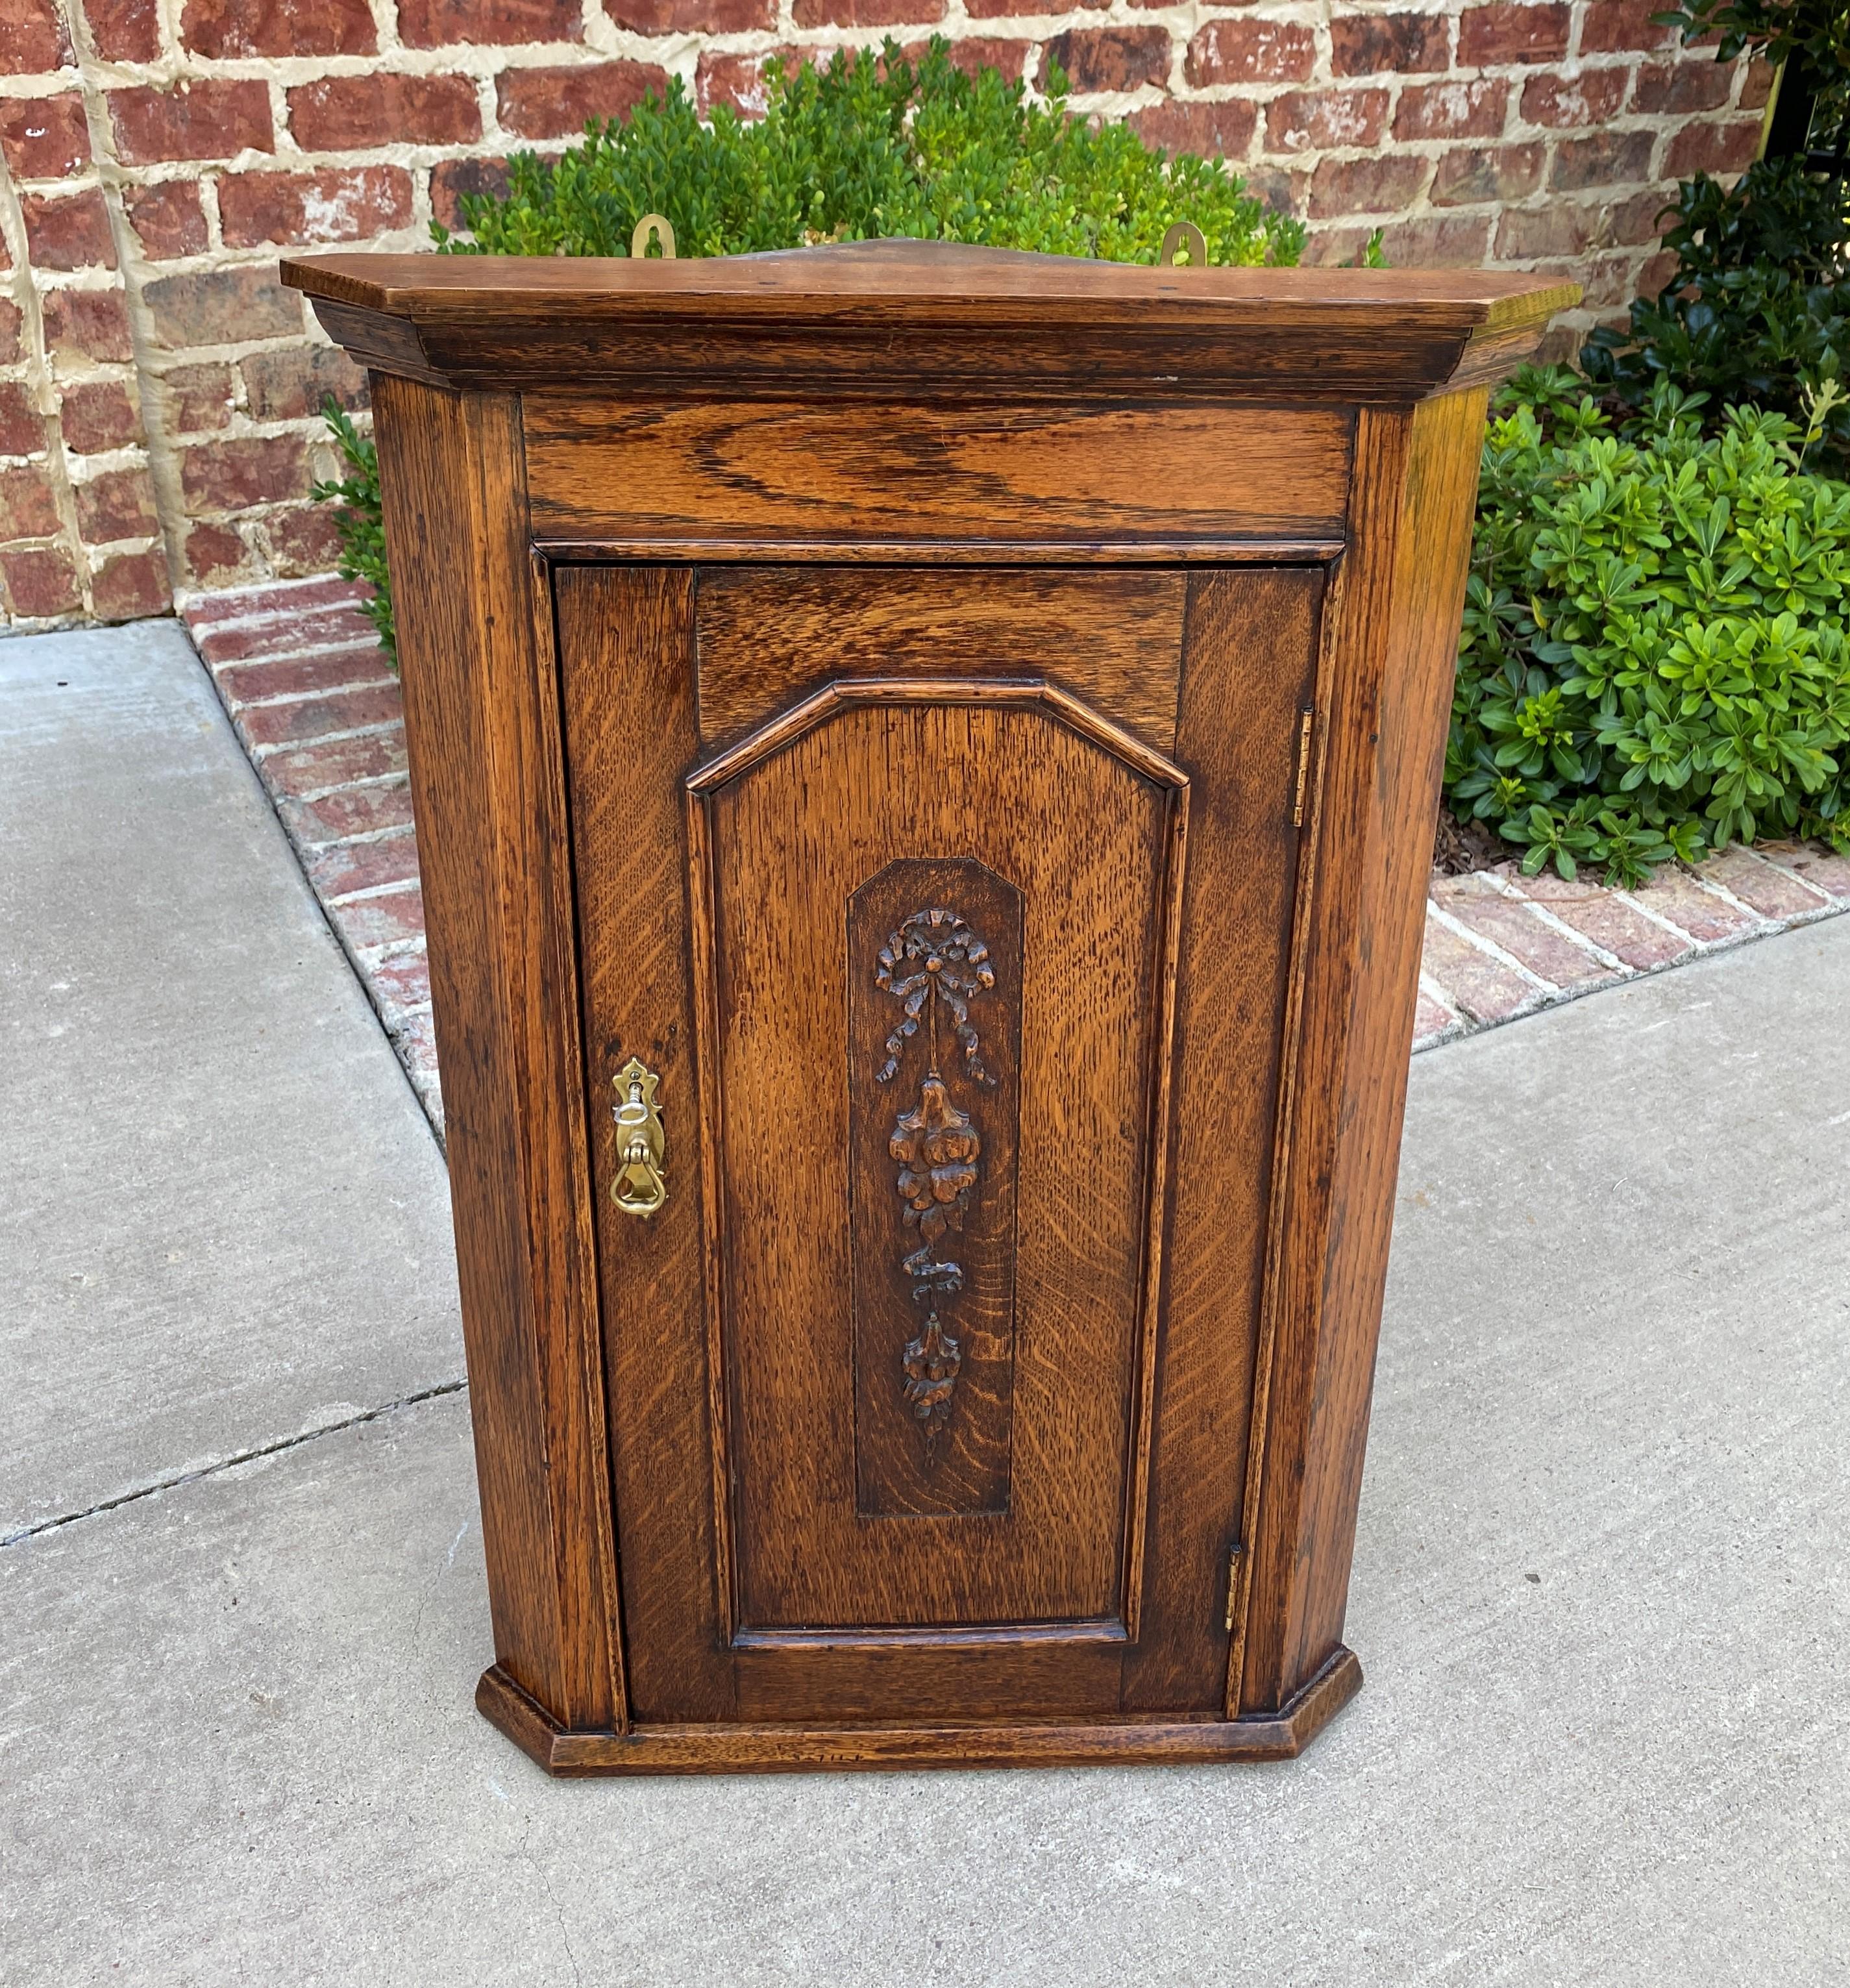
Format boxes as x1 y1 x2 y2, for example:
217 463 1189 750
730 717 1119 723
0 1378 469 1550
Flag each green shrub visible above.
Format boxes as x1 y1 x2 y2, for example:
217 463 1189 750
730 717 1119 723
311 399 394 663
1447 364 1850 881
1581 157 1850 476
438 38 1302 267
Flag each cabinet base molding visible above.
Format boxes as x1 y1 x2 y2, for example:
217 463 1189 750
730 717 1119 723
475 1646 1363 1778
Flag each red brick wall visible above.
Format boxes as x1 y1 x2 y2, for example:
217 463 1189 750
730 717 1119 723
0 0 1765 628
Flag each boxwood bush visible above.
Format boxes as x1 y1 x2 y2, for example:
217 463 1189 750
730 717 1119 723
438 39 1302 267
1446 364 1850 881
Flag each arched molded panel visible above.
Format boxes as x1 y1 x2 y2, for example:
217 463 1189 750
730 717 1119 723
686 680 1188 1636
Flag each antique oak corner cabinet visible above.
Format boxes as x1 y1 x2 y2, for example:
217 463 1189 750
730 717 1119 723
284 243 1572 1777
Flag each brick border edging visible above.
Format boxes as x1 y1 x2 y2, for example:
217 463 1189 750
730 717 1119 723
181 578 1850 1129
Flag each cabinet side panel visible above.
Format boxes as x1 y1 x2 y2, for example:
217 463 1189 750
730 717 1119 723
556 565 737 1724
1120 565 1323 1713
1239 390 1488 1711
371 376 617 1728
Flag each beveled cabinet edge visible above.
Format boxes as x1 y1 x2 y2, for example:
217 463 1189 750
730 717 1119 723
475 1643 1363 1777
682 676 1191 1642
369 379 624 1733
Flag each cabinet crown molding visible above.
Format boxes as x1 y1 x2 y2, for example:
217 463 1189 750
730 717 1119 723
282 239 1576 404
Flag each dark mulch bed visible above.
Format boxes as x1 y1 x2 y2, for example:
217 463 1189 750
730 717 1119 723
1432 806 1508 878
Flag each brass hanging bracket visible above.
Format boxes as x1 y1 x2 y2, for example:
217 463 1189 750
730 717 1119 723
631 212 676 260
1159 221 1208 268
611 1056 667 1216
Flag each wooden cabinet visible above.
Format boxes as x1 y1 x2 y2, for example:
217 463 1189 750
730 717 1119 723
288 243 1571 1774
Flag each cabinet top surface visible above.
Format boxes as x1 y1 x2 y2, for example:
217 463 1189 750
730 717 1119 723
283 240 1576 401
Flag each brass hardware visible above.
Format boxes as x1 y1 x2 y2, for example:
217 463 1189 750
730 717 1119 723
1224 1543 1244 1632
630 212 676 260
1292 710 1314 827
611 1056 667 1216
1159 221 1208 269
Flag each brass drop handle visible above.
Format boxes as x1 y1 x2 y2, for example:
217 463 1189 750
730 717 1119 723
611 1056 667 1217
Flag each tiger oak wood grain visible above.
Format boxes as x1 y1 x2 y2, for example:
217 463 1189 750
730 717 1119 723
297 242 1570 1774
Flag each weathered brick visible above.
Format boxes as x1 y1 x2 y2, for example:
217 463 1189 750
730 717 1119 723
1620 866 1755 941
1309 153 1427 218
238 680 404 750
365 945 432 1013
795 0 945 23
181 520 251 585
1494 199 1613 258
607 0 770 24
123 180 209 259
109 81 274 164
1188 18 1316 86
85 0 159 60
90 547 170 619
1265 87 1389 155
3 545 82 616
1666 116 1757 177
219 166 413 249
0 92 90 180
1041 25 1168 92
967 0 1083 12
280 776 415 847
1553 128 1655 190
1459 3 1571 65
1131 96 1257 159
264 504 345 575
182 0 375 56
430 156 512 231
1 0 72 72
240 345 367 423
159 362 235 434
1579 0 1675 51
0 381 43 456
496 61 671 140
926 36 1031 82
199 602 381 661
399 0 580 47
180 435 312 516
1694 846 1830 919
260 728 409 798
1242 162 1311 221
1759 843 1850 902
21 188 117 271
1433 141 1546 204
1608 186 1675 244
1330 11 1449 75
1418 909 1539 1022
1740 55 1775 108
74 466 159 544
695 48 791 116
1 464 64 541
0 301 24 369
1631 55 1733 112
1394 75 1509 138
1412 991 1456 1043
60 379 142 453
328 883 427 954
143 266 303 349
1378 212 1495 265
43 288 134 365
287 73 482 151
1520 66 1629 125
217 643 394 704
304 827 421 902
1507 870 1690 967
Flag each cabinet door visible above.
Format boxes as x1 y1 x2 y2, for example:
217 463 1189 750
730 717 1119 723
559 562 1322 1726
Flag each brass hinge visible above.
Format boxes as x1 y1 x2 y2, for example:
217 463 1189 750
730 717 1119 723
1223 1543 1244 1633
1291 710 1315 828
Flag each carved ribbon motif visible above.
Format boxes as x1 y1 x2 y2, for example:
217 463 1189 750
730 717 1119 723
875 910 995 1451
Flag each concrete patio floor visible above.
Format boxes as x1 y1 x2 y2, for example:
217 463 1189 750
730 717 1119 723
3 619 1846 1985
